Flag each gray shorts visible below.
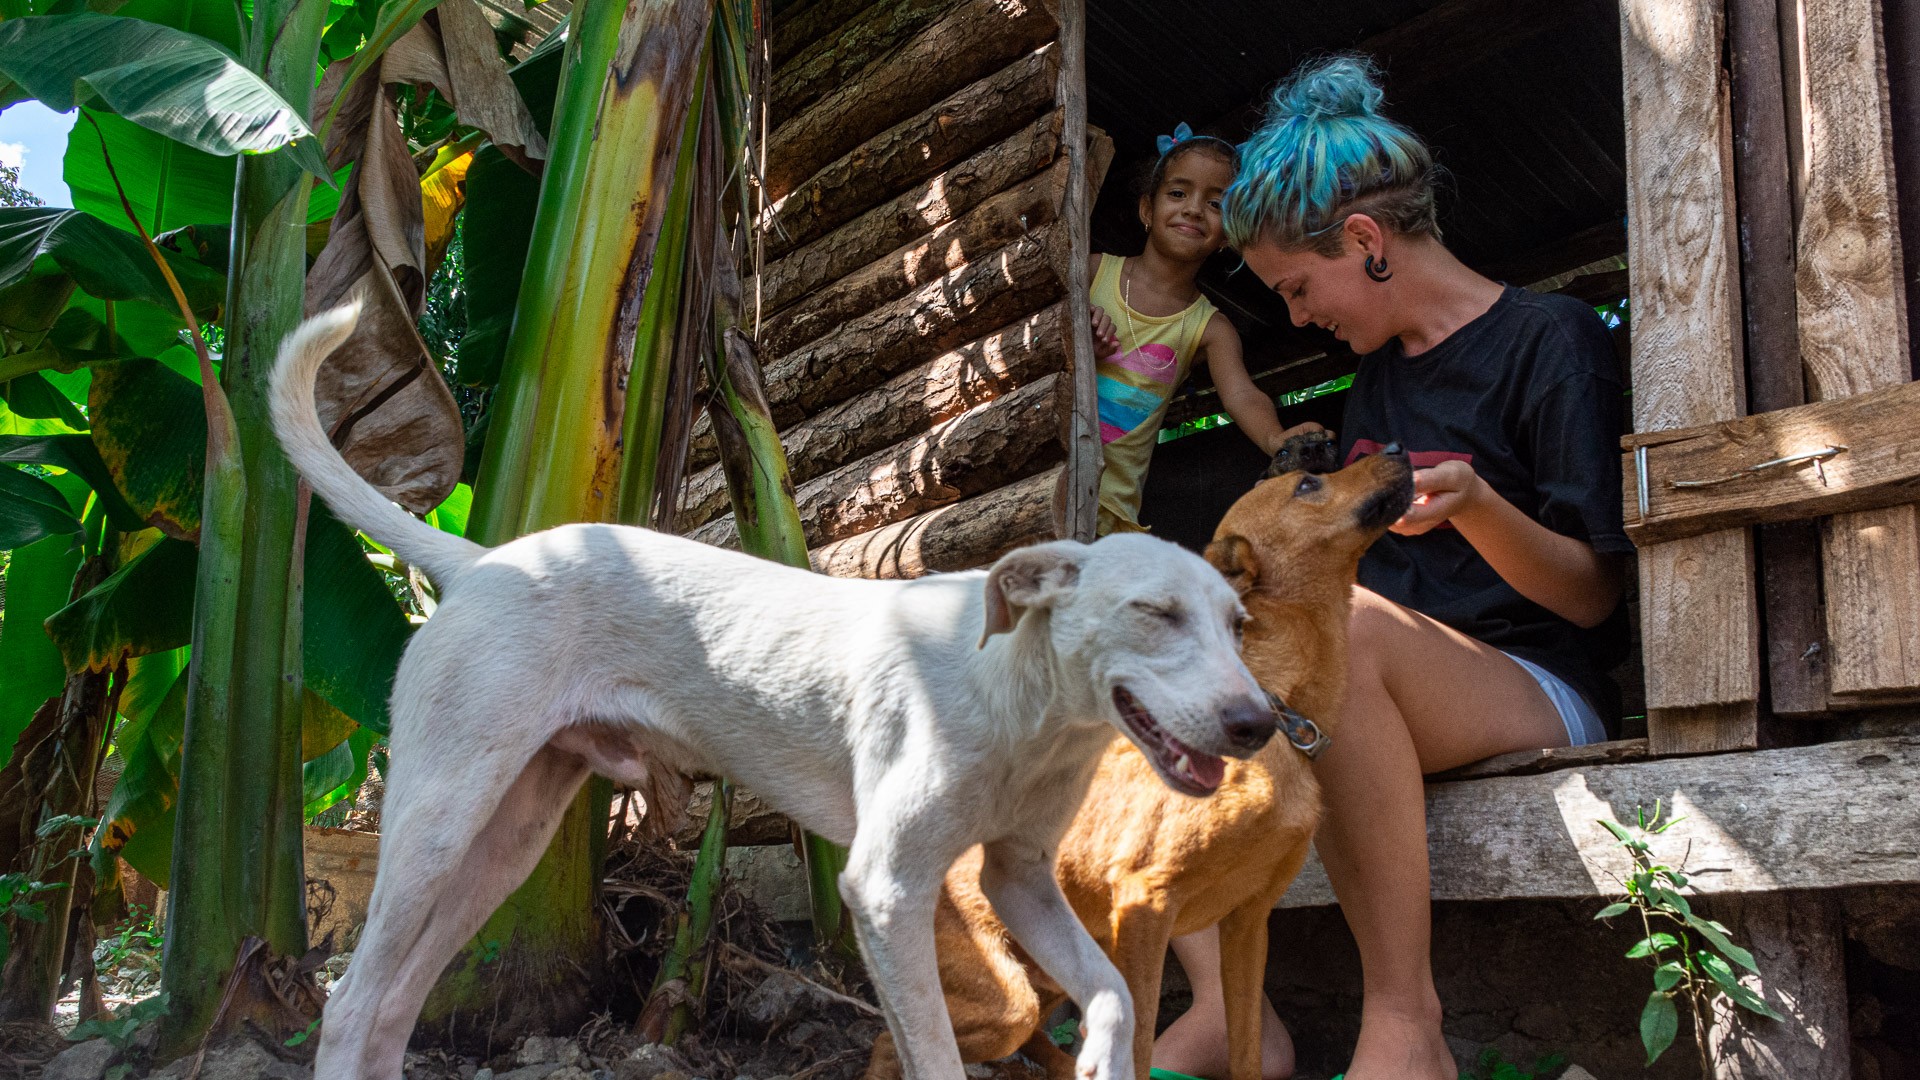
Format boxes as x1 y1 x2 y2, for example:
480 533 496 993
1501 651 1608 747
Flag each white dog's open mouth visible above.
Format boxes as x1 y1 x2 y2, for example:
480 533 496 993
1112 686 1226 797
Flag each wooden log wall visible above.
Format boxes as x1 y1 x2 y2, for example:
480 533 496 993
1622 0 1920 734
684 0 1110 576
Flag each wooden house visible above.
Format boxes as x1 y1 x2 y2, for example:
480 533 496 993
681 0 1920 1074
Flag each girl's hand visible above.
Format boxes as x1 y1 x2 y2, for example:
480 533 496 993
1391 460 1488 536
1263 421 1328 457
1090 305 1120 359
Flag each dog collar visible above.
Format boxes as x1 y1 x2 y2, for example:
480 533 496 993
1266 690 1330 760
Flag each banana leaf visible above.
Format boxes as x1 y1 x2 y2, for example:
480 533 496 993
0 533 83 767
0 13 330 178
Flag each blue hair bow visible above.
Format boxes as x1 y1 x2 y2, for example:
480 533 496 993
1156 121 1194 156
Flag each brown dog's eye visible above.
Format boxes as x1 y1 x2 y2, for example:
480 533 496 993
1295 474 1323 495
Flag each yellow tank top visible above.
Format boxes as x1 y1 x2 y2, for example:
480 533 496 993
1090 253 1216 534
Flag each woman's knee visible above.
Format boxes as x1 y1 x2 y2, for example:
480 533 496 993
1346 587 1411 680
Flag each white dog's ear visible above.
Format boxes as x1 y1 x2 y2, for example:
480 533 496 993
979 542 1084 647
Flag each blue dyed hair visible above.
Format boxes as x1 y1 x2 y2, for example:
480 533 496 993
1223 55 1439 255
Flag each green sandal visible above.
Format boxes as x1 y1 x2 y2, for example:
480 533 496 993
1148 1070 1212 1080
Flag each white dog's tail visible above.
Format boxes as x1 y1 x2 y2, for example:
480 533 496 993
269 303 485 586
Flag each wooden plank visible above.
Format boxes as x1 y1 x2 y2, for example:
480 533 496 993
1621 377 1920 544
1620 0 1762 750
1431 738 1650 782
809 465 1059 578
1797 0 1920 705
758 110 1064 318
694 372 1065 548
1055 0 1095 542
764 0 1059 202
679 305 1067 531
761 223 1066 429
773 0 876 69
761 159 1067 358
764 46 1059 264
771 0 961 127
1728 0 1828 719
1703 892 1851 1080
1887 0 1920 379
1278 734 1920 907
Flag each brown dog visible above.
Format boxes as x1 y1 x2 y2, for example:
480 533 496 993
863 448 1414 1080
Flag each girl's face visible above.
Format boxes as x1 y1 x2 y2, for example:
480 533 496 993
1241 232 1396 354
1139 149 1235 262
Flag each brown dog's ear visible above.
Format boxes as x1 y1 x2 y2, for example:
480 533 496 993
1205 535 1260 595
980 541 1084 647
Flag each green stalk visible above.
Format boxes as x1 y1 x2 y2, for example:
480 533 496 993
422 0 717 1043
159 0 326 1052
692 0 851 956
643 779 731 1045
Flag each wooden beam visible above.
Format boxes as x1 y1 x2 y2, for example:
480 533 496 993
680 305 1067 531
1888 0 1920 380
758 110 1063 319
763 46 1059 264
771 0 962 127
1056 0 1095 542
1796 0 1920 706
1743 0 1830 719
695 372 1065 548
765 0 1059 201
1703 893 1851 1080
1278 734 1920 907
1622 377 1920 545
809 465 1059 578
1620 0 1761 751
773 0 876 69
761 223 1066 429
761 160 1068 360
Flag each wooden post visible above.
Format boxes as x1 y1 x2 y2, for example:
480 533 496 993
1620 0 1761 751
1727 0 1829 719
1796 0 1920 705
1703 892 1851 1080
1055 0 1098 541
1888 0 1920 379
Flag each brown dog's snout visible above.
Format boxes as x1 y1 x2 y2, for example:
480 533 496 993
1218 696 1277 753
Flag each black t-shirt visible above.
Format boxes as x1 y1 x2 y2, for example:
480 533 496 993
1338 285 1633 726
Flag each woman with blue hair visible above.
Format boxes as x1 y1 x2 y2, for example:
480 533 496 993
1155 56 1630 1080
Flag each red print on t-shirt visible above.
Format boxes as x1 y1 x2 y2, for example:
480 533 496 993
1345 440 1474 530
1345 438 1474 469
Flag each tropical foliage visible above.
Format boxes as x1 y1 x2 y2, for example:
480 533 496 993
0 0 805 1055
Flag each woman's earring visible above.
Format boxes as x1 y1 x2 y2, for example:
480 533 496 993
1364 253 1392 282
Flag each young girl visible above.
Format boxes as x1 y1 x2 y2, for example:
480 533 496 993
1154 57 1631 1080
1087 125 1319 536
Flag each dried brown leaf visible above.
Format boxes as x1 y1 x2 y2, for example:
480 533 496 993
434 0 548 170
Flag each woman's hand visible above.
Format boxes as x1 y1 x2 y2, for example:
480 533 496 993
1391 460 1487 536
1090 305 1120 359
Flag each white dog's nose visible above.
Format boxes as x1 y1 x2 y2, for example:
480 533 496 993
1218 696 1277 753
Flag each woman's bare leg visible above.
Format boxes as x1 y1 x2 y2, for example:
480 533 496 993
1154 926 1296 1080
1322 588 1570 1079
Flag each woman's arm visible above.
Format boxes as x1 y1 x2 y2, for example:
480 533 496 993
1198 313 1319 455
1393 461 1625 628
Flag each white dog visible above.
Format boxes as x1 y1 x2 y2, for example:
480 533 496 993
271 305 1279 1080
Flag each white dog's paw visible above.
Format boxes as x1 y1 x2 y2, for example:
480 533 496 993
1074 992 1134 1080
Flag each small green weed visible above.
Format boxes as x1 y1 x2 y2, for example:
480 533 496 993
0 871 68 970
1595 802 1783 1073
69 992 169 1080
1461 1046 1566 1080
94 904 164 992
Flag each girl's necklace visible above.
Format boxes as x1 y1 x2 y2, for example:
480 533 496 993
1121 258 1198 353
